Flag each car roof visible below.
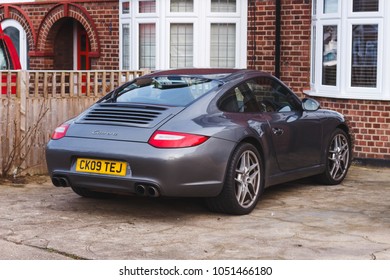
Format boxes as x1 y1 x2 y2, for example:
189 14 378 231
142 68 273 81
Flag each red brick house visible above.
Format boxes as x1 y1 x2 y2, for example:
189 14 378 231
1 0 389 165
0 0 120 70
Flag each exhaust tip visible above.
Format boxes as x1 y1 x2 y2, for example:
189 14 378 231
52 177 61 187
135 184 146 196
147 186 160 197
51 176 70 187
135 183 160 197
59 177 69 187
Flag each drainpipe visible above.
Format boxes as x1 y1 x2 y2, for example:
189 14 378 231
275 0 281 78
250 0 257 69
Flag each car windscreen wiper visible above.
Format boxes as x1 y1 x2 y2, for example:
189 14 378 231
103 82 138 103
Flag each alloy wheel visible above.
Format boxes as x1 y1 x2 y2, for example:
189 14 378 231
234 150 261 208
328 133 350 182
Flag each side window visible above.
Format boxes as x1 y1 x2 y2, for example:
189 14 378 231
247 77 300 112
219 82 260 113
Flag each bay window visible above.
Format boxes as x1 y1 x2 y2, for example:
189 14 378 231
119 0 247 70
309 0 389 100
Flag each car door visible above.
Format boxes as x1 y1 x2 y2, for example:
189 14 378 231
247 77 323 172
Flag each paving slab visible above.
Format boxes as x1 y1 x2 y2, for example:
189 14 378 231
0 165 389 260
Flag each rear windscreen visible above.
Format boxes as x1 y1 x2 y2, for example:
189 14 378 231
114 76 221 106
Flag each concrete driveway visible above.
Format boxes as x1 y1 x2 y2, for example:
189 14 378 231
0 165 389 260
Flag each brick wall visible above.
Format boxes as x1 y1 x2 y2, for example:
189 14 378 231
0 0 119 70
247 0 390 164
318 98 390 162
247 0 311 93
247 1 276 74
86 1 120 70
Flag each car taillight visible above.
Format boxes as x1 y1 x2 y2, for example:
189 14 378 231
51 124 70 140
148 131 209 148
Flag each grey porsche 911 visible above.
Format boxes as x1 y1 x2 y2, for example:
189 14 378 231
46 69 352 215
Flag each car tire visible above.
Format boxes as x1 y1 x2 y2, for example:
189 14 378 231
206 142 264 215
71 185 112 199
316 128 352 185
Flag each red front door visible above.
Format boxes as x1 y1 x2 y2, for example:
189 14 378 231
77 25 91 94
77 26 90 70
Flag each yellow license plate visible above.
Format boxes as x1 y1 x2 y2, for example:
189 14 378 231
75 158 127 176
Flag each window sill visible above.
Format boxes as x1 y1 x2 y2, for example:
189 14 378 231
303 89 390 101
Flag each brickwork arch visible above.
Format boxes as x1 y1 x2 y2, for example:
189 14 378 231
36 3 100 57
0 4 36 52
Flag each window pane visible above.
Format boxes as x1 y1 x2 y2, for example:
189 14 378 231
323 0 338 14
0 42 9 70
170 24 193 68
116 76 221 107
211 0 236 13
122 24 130 69
311 25 316 83
80 56 86 70
170 0 193 12
122 1 130 14
139 0 156 13
351 24 378 88
353 0 379 12
313 0 317 15
210 23 236 68
80 34 87 52
4 27 20 56
139 24 156 69
322 25 337 86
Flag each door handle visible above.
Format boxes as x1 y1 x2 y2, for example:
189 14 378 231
272 128 284 136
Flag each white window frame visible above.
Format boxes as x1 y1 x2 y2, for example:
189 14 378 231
345 18 383 97
307 0 389 100
119 20 132 70
167 0 197 16
313 20 341 94
206 18 240 68
348 0 383 17
320 0 341 17
166 19 197 68
136 0 158 17
207 0 240 16
119 0 247 70
136 19 159 70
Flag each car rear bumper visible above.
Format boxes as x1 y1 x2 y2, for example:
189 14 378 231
46 136 235 197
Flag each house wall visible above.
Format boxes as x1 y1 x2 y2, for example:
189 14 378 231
0 0 119 70
247 0 390 164
247 0 311 93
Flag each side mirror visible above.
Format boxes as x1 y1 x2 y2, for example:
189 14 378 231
302 98 320 111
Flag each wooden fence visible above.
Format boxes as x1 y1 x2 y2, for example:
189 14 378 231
0 70 147 176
